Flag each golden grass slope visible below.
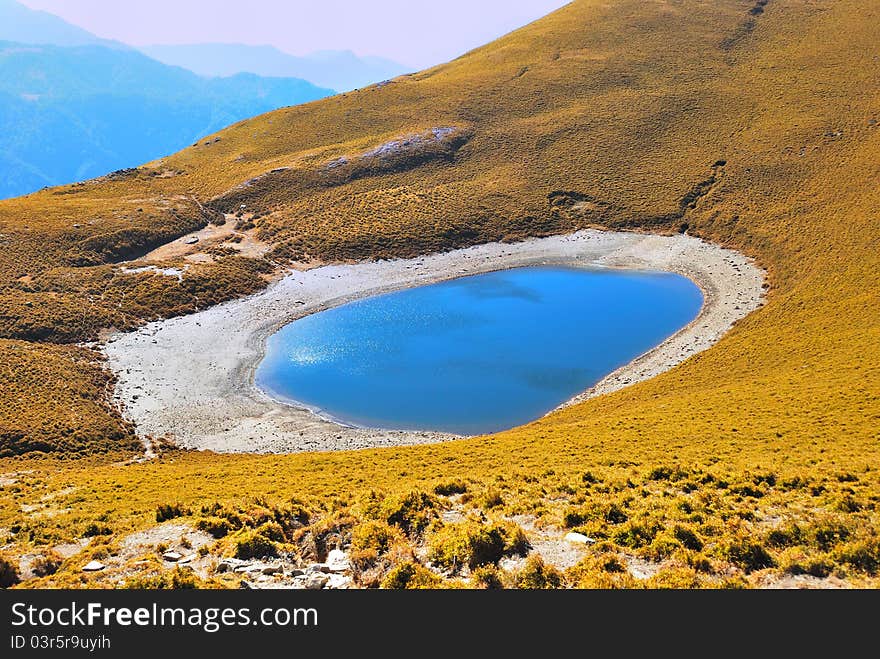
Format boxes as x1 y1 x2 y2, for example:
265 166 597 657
0 0 878 587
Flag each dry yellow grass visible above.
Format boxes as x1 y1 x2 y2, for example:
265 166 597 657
0 0 878 587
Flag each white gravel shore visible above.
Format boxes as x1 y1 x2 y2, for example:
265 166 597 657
103 230 765 454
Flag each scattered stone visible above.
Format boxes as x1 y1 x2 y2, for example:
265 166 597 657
82 560 105 572
162 551 183 562
326 549 350 573
304 574 329 590
326 573 352 589
564 532 596 545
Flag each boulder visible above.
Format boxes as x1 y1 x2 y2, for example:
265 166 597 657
326 549 350 573
304 574 329 590
82 560 105 572
564 532 596 545
162 551 183 562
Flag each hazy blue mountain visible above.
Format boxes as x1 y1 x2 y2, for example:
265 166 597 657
0 42 333 199
0 0 125 48
140 43 411 92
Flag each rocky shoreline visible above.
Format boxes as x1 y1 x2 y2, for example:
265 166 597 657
103 230 766 453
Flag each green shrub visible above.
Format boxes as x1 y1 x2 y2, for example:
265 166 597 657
381 562 441 589
234 531 277 559
255 521 286 543
720 539 775 573
479 488 504 510
766 523 804 548
82 522 112 537
812 522 850 551
351 520 400 556
0 554 20 588
383 491 438 536
125 568 202 590
156 503 188 523
512 555 564 589
673 525 704 551
196 516 231 539
471 565 504 589
645 568 705 589
30 551 63 577
428 522 505 571
835 538 880 575
433 480 467 496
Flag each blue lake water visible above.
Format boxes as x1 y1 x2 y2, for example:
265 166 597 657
255 266 703 435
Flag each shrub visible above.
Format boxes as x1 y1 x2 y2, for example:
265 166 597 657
255 521 286 543
563 508 588 528
471 565 504 589
479 488 504 510
156 503 188 523
31 551 63 577
197 516 230 539
613 521 659 549
350 521 401 556
0 554 20 588
125 568 202 590
673 525 704 551
812 522 850 551
498 521 530 556
566 554 639 589
383 491 438 537
766 523 805 548
645 568 705 589
234 531 277 559
835 538 880 575
381 562 441 589
433 480 467 496
82 523 112 537
604 503 628 524
720 539 775 573
428 522 506 572
512 555 564 589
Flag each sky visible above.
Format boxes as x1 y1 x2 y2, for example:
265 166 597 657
18 0 571 69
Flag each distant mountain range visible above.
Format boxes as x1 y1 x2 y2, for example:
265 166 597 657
140 44 411 93
0 0 347 199
0 41 333 199
0 0 125 48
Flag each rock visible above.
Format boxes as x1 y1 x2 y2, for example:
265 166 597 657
184 237 199 245
239 580 253 590
564 532 596 545
162 551 183 562
326 573 352 590
178 555 196 565
288 568 305 577
262 565 283 575
304 574 329 590
82 560 105 572
326 549 350 573
216 558 248 573
307 563 331 574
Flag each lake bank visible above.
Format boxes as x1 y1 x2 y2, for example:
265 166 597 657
103 230 766 454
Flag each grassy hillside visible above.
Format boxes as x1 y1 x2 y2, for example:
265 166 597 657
0 0 878 588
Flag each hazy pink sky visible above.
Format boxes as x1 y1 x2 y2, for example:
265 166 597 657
18 0 570 68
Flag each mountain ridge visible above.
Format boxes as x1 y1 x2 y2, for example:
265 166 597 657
139 43 410 92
